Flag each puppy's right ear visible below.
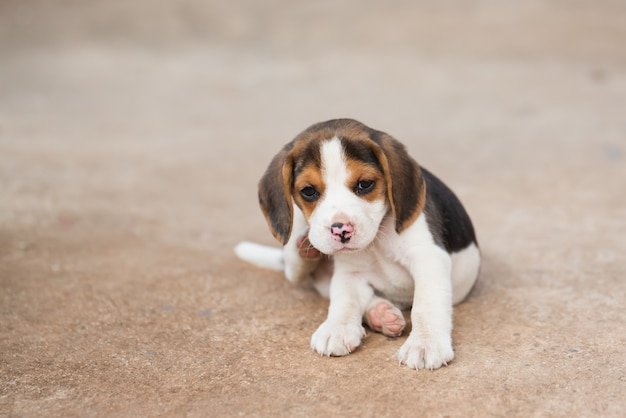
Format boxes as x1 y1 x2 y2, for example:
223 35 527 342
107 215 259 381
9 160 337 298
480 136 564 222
258 146 294 245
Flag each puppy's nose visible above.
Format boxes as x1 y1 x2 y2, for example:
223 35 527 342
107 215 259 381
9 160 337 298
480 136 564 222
330 222 354 244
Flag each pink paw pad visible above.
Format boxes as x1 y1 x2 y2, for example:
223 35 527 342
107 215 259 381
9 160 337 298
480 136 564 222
367 302 406 337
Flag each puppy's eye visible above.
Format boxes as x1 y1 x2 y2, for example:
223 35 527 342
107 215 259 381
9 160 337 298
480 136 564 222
354 180 375 196
300 186 320 202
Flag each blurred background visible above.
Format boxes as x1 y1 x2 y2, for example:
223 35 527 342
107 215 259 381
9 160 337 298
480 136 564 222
3 0 624 141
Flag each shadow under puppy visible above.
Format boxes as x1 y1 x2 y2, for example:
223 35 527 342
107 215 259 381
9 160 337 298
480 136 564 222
236 119 480 370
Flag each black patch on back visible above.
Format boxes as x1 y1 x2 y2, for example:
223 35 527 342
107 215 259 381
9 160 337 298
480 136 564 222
422 168 478 253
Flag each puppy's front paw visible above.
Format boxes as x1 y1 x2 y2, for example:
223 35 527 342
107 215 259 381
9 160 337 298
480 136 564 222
397 334 454 370
311 321 366 357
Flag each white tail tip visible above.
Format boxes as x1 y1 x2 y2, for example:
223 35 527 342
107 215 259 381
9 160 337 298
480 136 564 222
234 241 284 272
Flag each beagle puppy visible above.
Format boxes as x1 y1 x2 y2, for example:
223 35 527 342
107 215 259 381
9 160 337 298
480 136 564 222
235 119 480 370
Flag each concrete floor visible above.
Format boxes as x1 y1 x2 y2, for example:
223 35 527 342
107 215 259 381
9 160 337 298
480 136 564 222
1 1 625 416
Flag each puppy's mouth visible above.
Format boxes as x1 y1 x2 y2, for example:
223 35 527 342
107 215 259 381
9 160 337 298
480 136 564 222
335 246 359 253
322 243 365 255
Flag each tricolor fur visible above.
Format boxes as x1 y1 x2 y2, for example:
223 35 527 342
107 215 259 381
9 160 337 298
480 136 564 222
235 119 480 370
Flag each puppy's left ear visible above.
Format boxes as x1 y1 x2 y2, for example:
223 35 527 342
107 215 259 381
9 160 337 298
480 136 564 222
373 134 426 233
258 146 295 245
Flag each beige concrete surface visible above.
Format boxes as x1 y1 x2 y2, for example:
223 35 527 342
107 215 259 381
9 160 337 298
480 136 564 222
1 1 625 416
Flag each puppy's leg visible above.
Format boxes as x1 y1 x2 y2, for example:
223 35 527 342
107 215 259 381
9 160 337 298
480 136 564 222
283 205 321 283
310 271 372 356
310 257 333 298
364 297 406 338
451 243 481 305
398 245 454 370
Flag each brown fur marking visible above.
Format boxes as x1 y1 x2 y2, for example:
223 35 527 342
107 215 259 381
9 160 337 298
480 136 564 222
293 162 326 220
344 159 387 204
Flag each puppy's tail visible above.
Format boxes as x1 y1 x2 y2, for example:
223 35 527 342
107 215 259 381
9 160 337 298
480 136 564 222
234 241 284 272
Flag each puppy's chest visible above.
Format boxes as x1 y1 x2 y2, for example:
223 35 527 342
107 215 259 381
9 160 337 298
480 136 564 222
367 251 414 305
352 223 416 305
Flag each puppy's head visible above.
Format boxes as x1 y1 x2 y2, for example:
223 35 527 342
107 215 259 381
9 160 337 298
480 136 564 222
259 119 426 255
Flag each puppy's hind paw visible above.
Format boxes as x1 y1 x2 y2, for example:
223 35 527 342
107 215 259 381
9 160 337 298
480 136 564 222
365 301 406 338
311 321 366 357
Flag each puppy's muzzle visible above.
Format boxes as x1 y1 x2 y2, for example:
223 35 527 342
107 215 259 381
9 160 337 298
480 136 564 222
331 222 354 244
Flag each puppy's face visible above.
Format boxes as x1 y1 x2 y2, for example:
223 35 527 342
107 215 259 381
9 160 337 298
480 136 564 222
259 119 426 254
292 136 388 254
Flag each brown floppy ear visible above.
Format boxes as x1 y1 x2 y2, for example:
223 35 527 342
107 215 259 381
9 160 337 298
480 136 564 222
258 146 295 245
372 134 426 233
